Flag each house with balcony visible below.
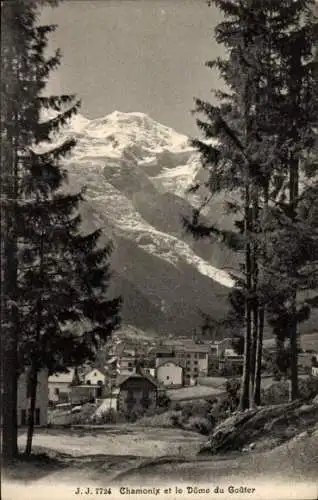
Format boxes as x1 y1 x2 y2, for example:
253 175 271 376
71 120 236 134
117 370 159 414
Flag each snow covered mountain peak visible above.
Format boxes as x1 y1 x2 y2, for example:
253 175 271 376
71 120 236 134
40 108 236 333
70 110 192 154
60 110 197 182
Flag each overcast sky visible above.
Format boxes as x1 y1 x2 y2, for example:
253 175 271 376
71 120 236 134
41 0 225 136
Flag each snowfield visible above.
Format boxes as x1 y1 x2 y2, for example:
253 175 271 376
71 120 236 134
33 110 236 333
58 111 235 289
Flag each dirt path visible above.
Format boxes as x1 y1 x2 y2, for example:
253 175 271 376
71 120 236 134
17 426 205 458
3 427 318 500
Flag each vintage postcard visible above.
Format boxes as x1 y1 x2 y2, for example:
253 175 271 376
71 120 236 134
1 1 318 500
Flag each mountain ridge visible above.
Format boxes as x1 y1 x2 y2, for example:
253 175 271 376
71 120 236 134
43 110 240 335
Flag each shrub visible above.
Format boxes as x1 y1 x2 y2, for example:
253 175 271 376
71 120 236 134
157 393 170 409
69 403 97 425
220 364 243 377
225 378 240 410
143 405 166 418
206 397 218 406
125 408 145 423
187 416 214 435
170 411 182 427
96 408 117 424
208 395 236 424
299 376 318 401
261 381 290 406
181 403 195 420
171 402 182 411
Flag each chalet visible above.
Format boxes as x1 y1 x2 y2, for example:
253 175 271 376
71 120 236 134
117 371 159 414
18 369 48 427
156 361 183 388
83 368 106 386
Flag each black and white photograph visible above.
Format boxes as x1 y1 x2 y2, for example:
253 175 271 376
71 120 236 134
1 1 318 499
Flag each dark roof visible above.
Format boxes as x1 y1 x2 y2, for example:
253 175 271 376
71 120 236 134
117 374 131 386
117 371 159 388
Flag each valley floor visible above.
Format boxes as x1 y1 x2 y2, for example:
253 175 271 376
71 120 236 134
2 425 318 500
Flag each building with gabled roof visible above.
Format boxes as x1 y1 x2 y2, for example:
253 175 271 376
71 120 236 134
83 367 107 386
117 370 159 414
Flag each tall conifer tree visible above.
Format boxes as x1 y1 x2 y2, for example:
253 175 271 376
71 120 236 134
1 0 121 456
185 0 317 408
1 0 42 458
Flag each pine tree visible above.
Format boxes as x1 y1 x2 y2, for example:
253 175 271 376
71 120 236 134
20 198 121 454
20 27 121 456
185 0 317 408
258 0 318 399
1 0 121 456
185 0 273 409
1 0 41 459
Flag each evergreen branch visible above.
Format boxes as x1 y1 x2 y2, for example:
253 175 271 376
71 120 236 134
35 100 81 143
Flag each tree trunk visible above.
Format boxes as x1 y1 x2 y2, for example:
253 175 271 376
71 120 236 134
286 34 303 399
25 230 44 455
250 294 258 394
253 180 268 406
239 183 252 411
240 282 252 410
1 336 18 459
253 306 264 405
250 184 259 398
289 301 298 400
2 203 19 459
288 152 299 400
24 366 38 456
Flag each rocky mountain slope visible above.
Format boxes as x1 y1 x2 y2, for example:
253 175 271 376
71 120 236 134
45 110 240 335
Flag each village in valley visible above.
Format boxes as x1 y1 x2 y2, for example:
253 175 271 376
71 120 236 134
17 328 318 428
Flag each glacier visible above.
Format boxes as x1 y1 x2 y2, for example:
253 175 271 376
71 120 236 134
60 110 235 289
